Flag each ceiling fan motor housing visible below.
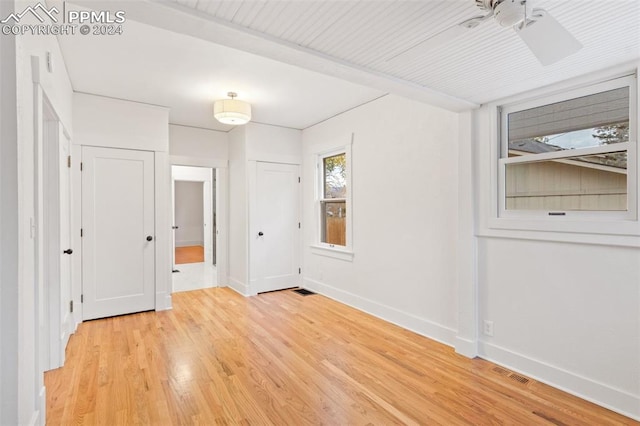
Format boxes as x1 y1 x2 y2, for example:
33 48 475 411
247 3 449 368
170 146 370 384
476 0 528 27
475 0 527 27
495 0 527 27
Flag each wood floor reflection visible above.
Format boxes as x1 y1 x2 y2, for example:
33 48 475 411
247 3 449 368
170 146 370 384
175 245 204 264
45 288 633 425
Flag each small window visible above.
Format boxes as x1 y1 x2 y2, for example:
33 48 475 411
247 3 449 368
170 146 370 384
499 75 636 218
320 152 347 246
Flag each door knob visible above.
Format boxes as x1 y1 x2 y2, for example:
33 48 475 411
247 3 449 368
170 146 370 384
63 249 73 255
172 226 179 230
258 232 264 236
146 236 153 241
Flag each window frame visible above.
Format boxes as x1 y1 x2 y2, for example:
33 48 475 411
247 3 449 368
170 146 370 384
497 74 637 222
312 140 353 260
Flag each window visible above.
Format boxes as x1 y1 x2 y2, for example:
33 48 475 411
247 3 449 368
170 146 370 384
320 152 347 246
499 75 636 219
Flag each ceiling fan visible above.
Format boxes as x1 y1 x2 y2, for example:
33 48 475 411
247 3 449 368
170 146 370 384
387 0 582 66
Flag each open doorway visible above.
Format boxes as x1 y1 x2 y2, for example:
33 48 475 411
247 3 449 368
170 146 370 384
174 181 206 263
171 165 217 292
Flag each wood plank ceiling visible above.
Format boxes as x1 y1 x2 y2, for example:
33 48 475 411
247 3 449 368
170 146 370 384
167 0 640 105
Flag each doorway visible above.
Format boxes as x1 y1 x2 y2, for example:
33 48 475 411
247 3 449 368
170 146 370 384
171 165 217 292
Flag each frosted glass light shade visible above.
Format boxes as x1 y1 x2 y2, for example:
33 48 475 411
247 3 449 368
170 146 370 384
213 99 251 125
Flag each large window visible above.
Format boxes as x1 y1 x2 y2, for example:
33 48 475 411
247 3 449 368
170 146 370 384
499 75 636 219
320 152 347 246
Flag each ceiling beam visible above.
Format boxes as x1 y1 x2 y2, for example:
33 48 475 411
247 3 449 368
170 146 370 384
70 0 479 113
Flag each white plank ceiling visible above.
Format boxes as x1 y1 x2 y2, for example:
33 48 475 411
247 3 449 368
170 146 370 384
166 0 640 105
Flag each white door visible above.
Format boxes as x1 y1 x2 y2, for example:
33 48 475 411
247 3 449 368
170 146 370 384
254 162 300 293
82 147 155 320
58 129 72 352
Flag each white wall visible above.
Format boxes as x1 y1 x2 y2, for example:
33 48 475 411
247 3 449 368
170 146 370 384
477 238 639 411
228 126 248 294
246 122 302 164
174 181 204 246
302 94 461 344
74 93 168 152
473 71 640 419
169 124 228 162
7 1 75 422
0 2 19 423
73 94 172 313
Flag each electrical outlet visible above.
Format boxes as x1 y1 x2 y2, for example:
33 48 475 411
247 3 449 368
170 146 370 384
483 320 494 337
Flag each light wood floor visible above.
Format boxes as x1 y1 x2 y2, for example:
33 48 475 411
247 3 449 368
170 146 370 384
45 288 636 425
175 245 204 264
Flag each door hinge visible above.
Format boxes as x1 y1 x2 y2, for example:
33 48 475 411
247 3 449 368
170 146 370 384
80 228 83 237
298 222 301 229
298 177 300 183
67 155 71 168
81 294 84 303
80 162 83 171
298 267 301 274
70 300 74 313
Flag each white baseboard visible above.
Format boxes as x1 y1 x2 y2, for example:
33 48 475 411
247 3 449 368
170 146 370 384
228 277 249 296
303 277 456 347
29 386 45 426
176 241 204 247
479 341 640 421
155 292 172 311
28 410 41 426
64 314 75 338
455 336 478 358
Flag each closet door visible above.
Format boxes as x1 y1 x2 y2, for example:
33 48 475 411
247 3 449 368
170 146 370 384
82 146 155 320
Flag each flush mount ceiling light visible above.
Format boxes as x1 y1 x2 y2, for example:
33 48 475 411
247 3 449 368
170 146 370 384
213 92 251 125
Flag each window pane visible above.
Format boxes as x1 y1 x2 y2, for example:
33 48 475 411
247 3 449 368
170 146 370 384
323 153 346 199
507 87 629 156
505 152 627 211
321 201 346 245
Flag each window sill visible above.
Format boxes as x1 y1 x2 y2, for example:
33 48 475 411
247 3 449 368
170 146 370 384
310 245 354 261
483 217 640 248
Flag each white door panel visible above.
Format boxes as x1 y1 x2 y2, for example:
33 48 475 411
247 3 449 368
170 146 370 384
82 147 155 320
255 162 300 293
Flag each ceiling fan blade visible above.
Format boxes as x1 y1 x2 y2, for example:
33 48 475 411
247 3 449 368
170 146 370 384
385 13 491 64
515 9 582 66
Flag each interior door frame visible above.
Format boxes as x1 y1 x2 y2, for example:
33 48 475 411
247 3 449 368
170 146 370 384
57 127 73 354
172 166 212 266
34 87 72 371
169 157 229 288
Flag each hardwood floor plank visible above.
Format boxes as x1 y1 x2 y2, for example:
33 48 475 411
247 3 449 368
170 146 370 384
46 288 637 425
